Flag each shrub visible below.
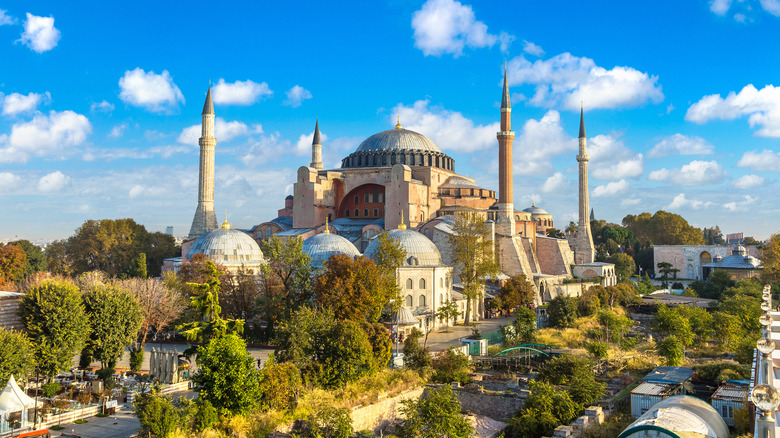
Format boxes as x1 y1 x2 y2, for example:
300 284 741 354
134 392 180 438
298 405 353 438
431 348 471 385
194 399 218 432
398 385 473 438
41 382 61 398
548 296 577 328
403 328 432 370
259 361 302 411
129 348 144 373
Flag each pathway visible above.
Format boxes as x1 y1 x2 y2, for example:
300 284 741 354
420 315 514 352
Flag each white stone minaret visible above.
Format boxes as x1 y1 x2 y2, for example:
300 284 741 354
496 65 515 235
310 119 323 170
575 106 595 264
188 87 218 240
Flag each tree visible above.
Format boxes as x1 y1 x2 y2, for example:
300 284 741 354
44 240 72 276
658 335 684 366
507 380 582 438
259 361 302 411
622 211 704 246
398 385 473 438
220 268 261 320
607 253 636 283
83 285 143 369
402 328 432 370
300 405 353 438
435 300 459 331
546 228 565 239
762 233 780 284
0 328 33 386
502 306 537 346
20 279 90 378
538 355 605 406
0 244 28 286
657 262 674 287
7 240 47 277
498 274 536 310
131 253 147 279
259 236 313 336
654 305 694 348
448 212 500 325
134 391 181 438
193 333 261 414
361 321 392 369
702 226 725 245
431 347 471 385
547 296 577 328
115 277 186 371
313 254 389 322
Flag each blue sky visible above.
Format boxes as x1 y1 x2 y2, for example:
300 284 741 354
1 0 780 242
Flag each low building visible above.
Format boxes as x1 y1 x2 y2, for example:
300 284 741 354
710 380 749 426
653 244 761 280
702 244 762 280
630 367 694 418
619 395 729 438
572 262 617 287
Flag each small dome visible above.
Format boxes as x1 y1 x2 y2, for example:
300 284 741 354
523 203 549 215
355 127 440 153
285 195 294 200
186 228 264 267
303 232 361 268
364 229 443 266
440 175 481 190
733 244 747 256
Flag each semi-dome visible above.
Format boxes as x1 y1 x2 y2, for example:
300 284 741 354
340 122 454 171
303 231 361 268
186 222 264 268
364 228 443 266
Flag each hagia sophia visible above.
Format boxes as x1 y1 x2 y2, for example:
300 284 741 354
174 69 616 331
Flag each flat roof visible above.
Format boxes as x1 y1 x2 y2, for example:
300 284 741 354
630 381 677 396
644 367 694 384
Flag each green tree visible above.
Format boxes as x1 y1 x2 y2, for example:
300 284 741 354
546 228 565 239
622 211 704 246
654 305 694 348
83 285 143 369
134 391 181 438
0 328 34 386
398 385 473 438
435 300 459 331
402 327 432 370
259 361 302 411
507 380 582 438
259 236 313 336
498 274 536 310
502 306 537 345
371 232 406 313
313 254 389 322
361 321 392 369
539 355 605 406
547 296 578 328
300 405 353 438
132 253 147 278
0 243 28 285
20 279 90 378
761 233 780 284
7 240 47 277
448 212 500 325
431 347 471 385
607 253 636 283
658 335 684 366
656 262 675 287
192 333 261 414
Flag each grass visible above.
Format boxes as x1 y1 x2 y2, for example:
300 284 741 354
95 413 110 417
74 419 88 424
50 425 64 431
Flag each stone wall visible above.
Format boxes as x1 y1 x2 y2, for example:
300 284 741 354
653 244 760 280
349 387 425 433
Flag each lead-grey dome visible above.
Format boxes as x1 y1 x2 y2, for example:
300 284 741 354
523 204 549 215
303 232 361 268
356 128 441 153
186 226 264 268
364 229 443 266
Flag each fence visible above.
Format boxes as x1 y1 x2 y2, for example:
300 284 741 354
482 330 504 346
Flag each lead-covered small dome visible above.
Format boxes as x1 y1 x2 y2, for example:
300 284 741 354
186 224 264 269
303 232 361 268
523 203 549 215
364 229 443 266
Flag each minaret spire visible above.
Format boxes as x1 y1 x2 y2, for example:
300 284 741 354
188 86 219 240
496 64 516 234
311 118 323 170
575 104 595 264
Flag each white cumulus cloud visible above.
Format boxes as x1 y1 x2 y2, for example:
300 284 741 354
284 85 312 108
18 13 60 53
507 52 663 110
649 160 726 186
541 172 568 193
295 130 328 156
724 195 758 212
2 91 49 115
588 135 644 180
0 172 21 193
90 100 114 113
177 118 261 145
523 40 544 56
732 174 765 189
0 110 91 162
391 99 499 153
710 0 732 15
648 134 714 158
212 79 272 105
411 0 512 57
38 171 70 192
514 110 577 164
0 9 16 26
736 149 780 171
686 84 780 137
665 193 713 210
593 179 630 197
118 68 184 112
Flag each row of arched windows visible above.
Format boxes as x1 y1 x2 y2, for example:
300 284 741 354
406 278 426 289
405 294 426 307
344 208 382 217
342 152 455 171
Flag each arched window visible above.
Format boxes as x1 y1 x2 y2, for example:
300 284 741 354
364 209 369 217
424 228 431 238
419 278 426 289
354 209 359 217
354 195 360 204
345 209 350 217
373 208 378 217
419 295 426 307
406 295 413 307
445 277 449 287
406 278 413 289
440 278 443 288
257 230 263 240
267 226 272 237
408 256 419 266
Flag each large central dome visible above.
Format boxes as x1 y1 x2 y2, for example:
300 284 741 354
355 127 441 153
341 123 454 171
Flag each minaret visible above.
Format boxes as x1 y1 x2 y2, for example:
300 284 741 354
188 86 218 240
496 64 515 234
575 105 595 264
310 119 323 170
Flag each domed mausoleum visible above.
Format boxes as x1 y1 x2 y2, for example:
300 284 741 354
185 219 265 274
302 226 361 268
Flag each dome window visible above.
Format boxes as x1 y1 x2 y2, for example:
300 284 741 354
408 256 419 266
345 209 350 217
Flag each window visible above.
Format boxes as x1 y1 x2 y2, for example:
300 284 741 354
364 192 370 203
354 195 360 204
373 208 378 217
345 209 350 217
440 293 444 304
257 230 263 240
408 256 419 266
354 209 359 217
373 188 379 202
406 278 413 289
440 278 443 288
406 295 413 307
419 278 426 289
424 228 431 238
267 226 272 237
446 277 449 287
419 295 426 307
364 209 369 217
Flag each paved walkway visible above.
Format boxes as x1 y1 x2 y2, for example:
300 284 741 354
422 315 514 352
51 408 139 438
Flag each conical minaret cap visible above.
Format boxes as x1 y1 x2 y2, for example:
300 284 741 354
501 65 511 109
202 86 214 116
313 119 321 145
579 105 586 138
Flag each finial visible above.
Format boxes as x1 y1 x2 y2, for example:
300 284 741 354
395 116 402 129
209 79 212 87
532 202 535 207
221 211 231 230
398 211 407 230
324 216 330 234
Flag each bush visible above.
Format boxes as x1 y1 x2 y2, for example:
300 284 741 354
194 399 218 432
259 361 302 411
398 385 473 438
129 347 144 373
585 341 608 360
403 328 432 370
658 336 684 366
506 381 582 438
671 282 684 290
692 361 750 382
134 392 180 438
548 296 577 328
431 348 471 385
193 333 262 414
41 382 61 398
298 405 353 438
